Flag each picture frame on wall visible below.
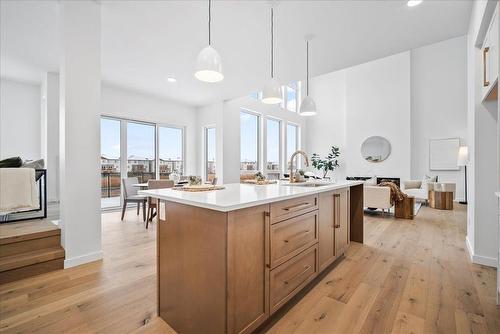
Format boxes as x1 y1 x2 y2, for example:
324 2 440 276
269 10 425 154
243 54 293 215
429 138 460 171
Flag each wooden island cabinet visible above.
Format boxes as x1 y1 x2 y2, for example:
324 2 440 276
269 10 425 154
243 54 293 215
143 181 364 334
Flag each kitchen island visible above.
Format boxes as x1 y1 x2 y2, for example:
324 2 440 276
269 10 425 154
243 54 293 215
141 180 364 334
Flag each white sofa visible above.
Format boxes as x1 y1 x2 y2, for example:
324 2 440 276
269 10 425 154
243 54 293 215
364 185 392 210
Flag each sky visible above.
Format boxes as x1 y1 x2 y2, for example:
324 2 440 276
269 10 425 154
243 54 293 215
100 119 183 160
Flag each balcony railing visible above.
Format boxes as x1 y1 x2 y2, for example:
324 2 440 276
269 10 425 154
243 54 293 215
101 171 178 198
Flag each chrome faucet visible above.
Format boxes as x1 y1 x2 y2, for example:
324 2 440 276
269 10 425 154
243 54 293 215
289 150 309 183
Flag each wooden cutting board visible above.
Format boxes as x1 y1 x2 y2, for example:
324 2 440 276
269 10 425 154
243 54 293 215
173 185 225 192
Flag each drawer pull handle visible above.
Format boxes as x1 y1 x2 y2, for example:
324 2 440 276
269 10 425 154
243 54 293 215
334 224 340 228
283 202 311 212
284 230 310 243
284 265 312 285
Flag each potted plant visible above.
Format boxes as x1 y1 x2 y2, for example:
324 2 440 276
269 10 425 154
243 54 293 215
311 146 340 179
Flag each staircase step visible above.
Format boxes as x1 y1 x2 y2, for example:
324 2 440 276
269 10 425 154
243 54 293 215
0 220 60 245
0 247 65 272
0 235 61 258
0 258 64 285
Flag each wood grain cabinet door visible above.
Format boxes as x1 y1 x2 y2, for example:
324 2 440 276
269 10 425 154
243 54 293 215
227 204 270 334
318 191 335 271
335 189 350 256
269 245 318 314
270 211 318 268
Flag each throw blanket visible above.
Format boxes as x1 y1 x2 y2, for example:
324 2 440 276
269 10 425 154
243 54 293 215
0 168 38 213
378 181 407 204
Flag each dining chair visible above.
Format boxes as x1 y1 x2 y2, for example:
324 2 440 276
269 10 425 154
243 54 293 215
146 179 174 228
121 177 147 222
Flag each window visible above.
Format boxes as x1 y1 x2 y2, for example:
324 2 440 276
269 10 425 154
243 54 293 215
286 123 299 169
285 81 299 112
127 122 156 183
158 126 183 178
249 91 261 100
100 118 121 209
205 127 216 182
265 118 281 179
249 81 300 112
240 111 260 172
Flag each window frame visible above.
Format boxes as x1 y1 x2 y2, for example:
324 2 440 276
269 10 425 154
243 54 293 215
285 122 301 171
204 126 216 182
264 116 282 177
240 109 262 173
157 124 186 178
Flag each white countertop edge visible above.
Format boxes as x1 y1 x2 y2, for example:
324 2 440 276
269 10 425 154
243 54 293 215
140 181 364 212
495 191 500 198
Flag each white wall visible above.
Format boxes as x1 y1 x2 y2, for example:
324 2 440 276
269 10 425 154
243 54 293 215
306 52 411 182
465 0 499 268
345 52 411 181
0 78 41 160
59 0 102 268
101 83 198 176
306 70 346 180
411 36 468 201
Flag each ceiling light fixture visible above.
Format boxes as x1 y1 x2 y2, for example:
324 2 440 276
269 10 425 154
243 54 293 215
407 0 423 7
166 76 177 83
262 6 282 104
299 35 317 116
195 0 223 83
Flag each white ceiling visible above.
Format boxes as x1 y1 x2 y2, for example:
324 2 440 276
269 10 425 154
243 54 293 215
1 0 472 107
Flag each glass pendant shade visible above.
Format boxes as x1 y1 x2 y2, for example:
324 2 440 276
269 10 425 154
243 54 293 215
195 45 224 83
262 77 282 104
300 95 317 116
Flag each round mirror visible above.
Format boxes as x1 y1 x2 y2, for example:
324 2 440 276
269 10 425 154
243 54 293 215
361 136 391 162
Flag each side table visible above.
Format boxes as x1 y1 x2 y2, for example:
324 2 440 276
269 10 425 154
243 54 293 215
395 196 415 219
429 190 453 210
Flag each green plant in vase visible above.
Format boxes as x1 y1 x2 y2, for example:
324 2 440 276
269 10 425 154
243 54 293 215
311 146 340 179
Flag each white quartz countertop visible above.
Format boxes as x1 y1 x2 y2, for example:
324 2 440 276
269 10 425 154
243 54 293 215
140 180 364 212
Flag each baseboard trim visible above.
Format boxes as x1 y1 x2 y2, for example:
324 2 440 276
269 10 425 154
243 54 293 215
64 250 103 269
465 236 497 268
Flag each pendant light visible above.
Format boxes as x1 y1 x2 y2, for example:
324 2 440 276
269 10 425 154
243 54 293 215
262 6 282 104
299 36 317 116
195 0 223 83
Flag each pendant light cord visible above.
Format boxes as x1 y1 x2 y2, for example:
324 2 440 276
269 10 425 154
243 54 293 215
208 0 212 45
306 40 309 96
271 7 274 78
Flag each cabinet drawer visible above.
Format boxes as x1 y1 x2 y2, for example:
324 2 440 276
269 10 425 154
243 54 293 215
270 195 318 223
270 245 318 314
270 210 318 268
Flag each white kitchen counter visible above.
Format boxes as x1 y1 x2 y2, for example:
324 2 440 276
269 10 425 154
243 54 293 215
140 180 364 212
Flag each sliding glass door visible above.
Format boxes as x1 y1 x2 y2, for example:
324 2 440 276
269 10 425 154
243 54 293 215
127 122 156 183
100 118 121 209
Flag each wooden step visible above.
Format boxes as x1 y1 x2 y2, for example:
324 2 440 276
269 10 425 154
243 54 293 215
0 247 65 272
0 220 60 245
0 247 65 284
0 235 61 258
0 219 65 284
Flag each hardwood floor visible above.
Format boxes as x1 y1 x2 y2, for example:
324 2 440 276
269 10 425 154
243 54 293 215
0 205 498 333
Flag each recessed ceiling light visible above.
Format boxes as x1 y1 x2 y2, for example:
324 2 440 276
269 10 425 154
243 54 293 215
166 76 177 83
407 0 423 7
